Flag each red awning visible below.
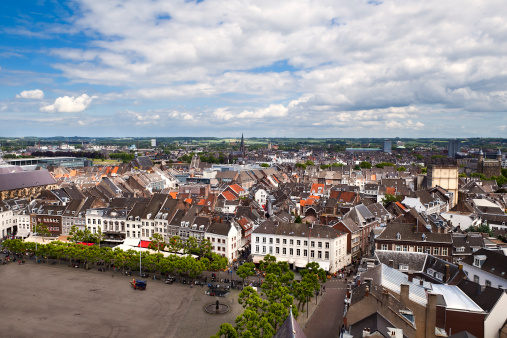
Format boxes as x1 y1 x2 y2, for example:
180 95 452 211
77 242 95 246
139 240 151 248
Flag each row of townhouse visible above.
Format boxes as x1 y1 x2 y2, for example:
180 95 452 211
83 193 242 261
251 220 350 274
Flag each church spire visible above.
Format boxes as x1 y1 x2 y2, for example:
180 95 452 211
240 133 245 159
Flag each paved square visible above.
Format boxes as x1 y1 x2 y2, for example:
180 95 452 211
0 262 243 338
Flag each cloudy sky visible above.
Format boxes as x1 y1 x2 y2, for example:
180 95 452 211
1 0 506 138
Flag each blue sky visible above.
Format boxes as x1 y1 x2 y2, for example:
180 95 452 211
1 0 506 138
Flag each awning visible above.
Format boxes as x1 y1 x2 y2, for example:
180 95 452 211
315 261 330 271
123 238 140 247
139 240 152 248
252 255 264 264
15 229 30 238
295 259 308 268
288 258 295 264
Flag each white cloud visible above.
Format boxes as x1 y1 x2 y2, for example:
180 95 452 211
40 94 96 113
16 89 44 99
238 104 288 119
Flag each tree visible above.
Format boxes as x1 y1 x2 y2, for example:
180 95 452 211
260 163 270 168
167 236 184 253
305 160 314 166
148 233 166 253
34 223 51 238
211 323 238 338
381 194 402 207
294 215 302 223
360 161 372 169
237 262 256 285
331 163 344 167
397 166 406 172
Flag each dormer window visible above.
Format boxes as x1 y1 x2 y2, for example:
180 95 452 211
473 255 486 268
396 232 401 240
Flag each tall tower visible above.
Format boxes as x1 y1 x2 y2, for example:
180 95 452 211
240 133 245 159
448 139 461 158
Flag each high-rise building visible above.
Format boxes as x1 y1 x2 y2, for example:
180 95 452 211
448 139 461 158
151 139 157 147
382 140 392 154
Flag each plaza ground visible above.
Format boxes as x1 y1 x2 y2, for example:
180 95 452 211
0 262 244 338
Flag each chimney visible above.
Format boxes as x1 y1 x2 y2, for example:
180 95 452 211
400 284 409 305
365 285 369 297
382 289 389 309
420 279 424 286
362 328 371 337
458 264 463 271
407 272 413 282
388 260 394 268
425 293 437 338
445 264 451 283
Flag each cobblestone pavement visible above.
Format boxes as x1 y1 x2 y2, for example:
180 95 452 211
0 260 242 338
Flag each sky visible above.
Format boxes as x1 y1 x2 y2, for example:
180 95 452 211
1 0 506 138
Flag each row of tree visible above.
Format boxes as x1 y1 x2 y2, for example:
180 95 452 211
212 255 326 338
2 238 228 280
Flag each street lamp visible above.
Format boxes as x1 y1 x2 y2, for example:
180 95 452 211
139 249 142 277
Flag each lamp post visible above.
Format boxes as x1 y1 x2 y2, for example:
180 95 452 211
139 250 142 277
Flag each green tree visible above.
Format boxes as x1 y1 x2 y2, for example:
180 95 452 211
294 215 302 223
260 163 270 168
360 161 372 169
397 166 406 171
237 262 256 285
211 323 238 338
305 160 314 166
331 163 344 167
148 233 166 253
381 194 402 207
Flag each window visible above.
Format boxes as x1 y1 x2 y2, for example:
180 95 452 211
297 249 300 256
311 241 315 248
403 245 408 252
283 239 287 245
256 237 259 243
486 280 491 287
256 245 259 253
395 245 401 252
442 248 448 256
290 239 294 245
304 250 308 257
304 241 308 246
325 251 329 259
318 251 322 259
276 238 280 244
310 250 315 258
297 240 301 246
381 244 388 250
269 238 273 244
474 275 480 283
276 247 280 254
433 247 440 255
262 246 266 253
263 237 266 243
325 242 330 249
318 242 322 248
269 247 273 254
283 248 286 255
290 248 293 255
399 264 409 271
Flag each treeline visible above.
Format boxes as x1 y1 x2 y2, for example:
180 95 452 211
2 238 227 279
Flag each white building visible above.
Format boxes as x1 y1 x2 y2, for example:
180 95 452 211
251 221 350 273
205 222 240 262
460 248 507 289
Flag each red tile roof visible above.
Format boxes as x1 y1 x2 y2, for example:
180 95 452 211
386 187 396 195
229 184 244 194
221 190 237 201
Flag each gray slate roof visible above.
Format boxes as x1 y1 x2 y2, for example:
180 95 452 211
0 169 56 191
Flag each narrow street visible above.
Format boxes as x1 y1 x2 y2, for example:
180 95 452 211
304 279 347 338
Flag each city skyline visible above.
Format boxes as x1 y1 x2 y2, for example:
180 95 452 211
1 0 507 137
